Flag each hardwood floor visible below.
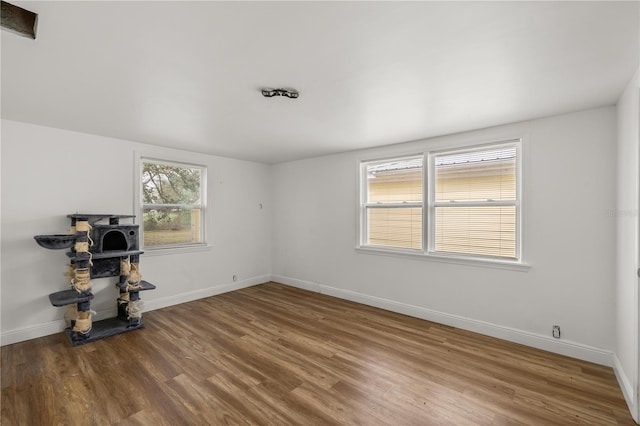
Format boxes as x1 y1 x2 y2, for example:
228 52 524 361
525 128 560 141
1 282 635 425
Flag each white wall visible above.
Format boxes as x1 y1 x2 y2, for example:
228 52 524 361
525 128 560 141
0 120 272 345
272 106 618 365
0 107 624 370
615 67 640 422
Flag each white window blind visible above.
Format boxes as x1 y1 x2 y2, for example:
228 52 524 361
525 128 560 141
431 144 519 259
358 140 521 263
362 156 423 250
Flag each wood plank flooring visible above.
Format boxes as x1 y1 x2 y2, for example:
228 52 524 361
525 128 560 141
1 282 635 425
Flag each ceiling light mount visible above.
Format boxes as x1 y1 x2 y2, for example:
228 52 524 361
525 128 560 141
261 88 299 99
1 1 38 39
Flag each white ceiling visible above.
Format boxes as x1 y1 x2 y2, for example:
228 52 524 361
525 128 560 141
2 1 638 164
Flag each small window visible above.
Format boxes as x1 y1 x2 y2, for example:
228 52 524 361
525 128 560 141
361 156 423 250
429 142 520 260
140 159 206 249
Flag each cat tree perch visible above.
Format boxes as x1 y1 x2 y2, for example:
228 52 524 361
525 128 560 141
35 214 156 346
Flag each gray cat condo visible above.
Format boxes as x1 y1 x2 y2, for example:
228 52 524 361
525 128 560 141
35 214 156 346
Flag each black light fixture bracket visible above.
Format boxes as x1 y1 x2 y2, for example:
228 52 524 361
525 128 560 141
261 88 299 99
1 1 38 39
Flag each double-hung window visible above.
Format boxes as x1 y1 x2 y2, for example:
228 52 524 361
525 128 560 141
359 140 522 264
430 142 519 260
361 156 423 250
140 158 206 249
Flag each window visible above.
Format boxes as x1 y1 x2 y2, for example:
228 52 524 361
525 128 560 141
359 140 522 264
140 159 206 249
430 143 519 260
361 156 423 250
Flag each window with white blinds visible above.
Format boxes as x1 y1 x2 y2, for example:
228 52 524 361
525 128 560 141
362 156 423 250
430 143 519 260
359 140 521 263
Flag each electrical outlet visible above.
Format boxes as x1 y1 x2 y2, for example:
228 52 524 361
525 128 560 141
552 325 561 339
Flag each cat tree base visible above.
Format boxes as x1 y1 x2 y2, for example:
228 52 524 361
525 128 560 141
64 317 145 346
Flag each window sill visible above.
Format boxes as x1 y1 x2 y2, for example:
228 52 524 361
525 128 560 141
141 243 212 256
355 246 530 271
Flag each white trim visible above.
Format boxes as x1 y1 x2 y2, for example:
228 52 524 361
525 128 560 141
613 353 639 423
432 200 517 208
0 305 117 346
134 151 208 252
359 154 424 248
272 275 612 366
1 272 613 368
143 274 269 312
141 203 203 209
143 243 212 256
357 138 525 268
427 139 522 261
364 202 423 209
0 275 269 346
1 321 64 347
355 246 531 271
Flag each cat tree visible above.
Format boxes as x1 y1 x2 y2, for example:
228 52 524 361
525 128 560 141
35 214 156 346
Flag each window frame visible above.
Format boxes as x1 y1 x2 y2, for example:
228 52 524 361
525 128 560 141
357 139 527 270
359 154 425 253
427 140 522 262
138 156 208 252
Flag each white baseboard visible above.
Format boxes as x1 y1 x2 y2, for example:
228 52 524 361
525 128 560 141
143 274 269 312
0 305 117 346
1 319 65 346
0 273 616 368
0 274 269 346
613 354 639 423
272 275 614 367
